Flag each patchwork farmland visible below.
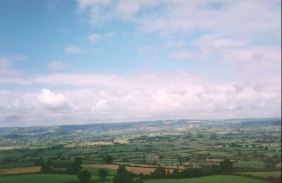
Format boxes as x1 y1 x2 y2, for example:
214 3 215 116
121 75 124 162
0 118 281 183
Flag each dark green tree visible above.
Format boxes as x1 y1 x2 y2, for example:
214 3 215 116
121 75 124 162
77 170 91 182
66 157 82 175
133 178 144 183
73 157 82 169
152 161 157 165
180 168 203 178
113 165 133 183
166 169 171 178
151 167 166 179
172 168 179 178
40 164 51 173
124 176 133 183
103 155 113 164
113 174 124 183
98 168 109 180
117 165 127 175
265 163 275 171
219 159 233 171
40 158 52 173
35 157 45 166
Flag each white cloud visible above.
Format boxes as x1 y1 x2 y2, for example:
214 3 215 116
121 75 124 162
139 0 280 38
104 31 116 39
164 40 186 49
0 55 30 85
137 46 151 54
75 0 280 40
37 89 72 110
169 51 197 59
116 0 141 17
33 73 133 89
193 34 247 53
0 55 26 76
0 69 280 126
221 46 281 72
166 85 187 96
65 45 82 54
76 0 111 12
88 32 115 43
88 33 103 43
47 61 73 71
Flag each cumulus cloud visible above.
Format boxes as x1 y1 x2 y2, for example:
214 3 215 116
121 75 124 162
65 45 82 54
76 0 159 25
0 55 30 85
137 46 151 54
88 33 103 43
0 69 280 126
75 0 280 38
221 46 281 72
47 61 73 71
164 40 186 49
139 0 280 37
0 55 26 75
37 89 72 110
104 31 116 39
169 51 197 59
32 71 280 120
88 31 116 43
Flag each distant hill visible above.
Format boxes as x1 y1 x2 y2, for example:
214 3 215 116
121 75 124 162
0 118 280 136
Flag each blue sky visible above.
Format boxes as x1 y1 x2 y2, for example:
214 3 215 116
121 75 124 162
0 0 281 127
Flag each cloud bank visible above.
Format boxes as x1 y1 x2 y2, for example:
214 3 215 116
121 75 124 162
0 69 280 127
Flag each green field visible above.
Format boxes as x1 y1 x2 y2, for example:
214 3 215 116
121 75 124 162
0 119 280 183
233 161 266 170
0 174 79 183
238 171 281 179
0 174 110 183
0 174 271 183
145 175 271 183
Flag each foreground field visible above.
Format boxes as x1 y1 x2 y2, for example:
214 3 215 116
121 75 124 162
0 174 80 183
238 171 281 179
0 174 271 183
145 175 271 183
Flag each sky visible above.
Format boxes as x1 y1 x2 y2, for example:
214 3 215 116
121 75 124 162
0 0 281 127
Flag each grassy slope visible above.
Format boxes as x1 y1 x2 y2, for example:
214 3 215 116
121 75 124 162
238 171 281 179
144 175 271 183
0 174 271 183
0 174 107 183
0 174 78 183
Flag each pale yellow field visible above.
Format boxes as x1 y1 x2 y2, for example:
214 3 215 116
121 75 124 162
0 166 41 175
82 164 119 169
63 144 77 147
114 139 129 143
85 141 112 145
207 158 224 162
82 164 176 174
82 164 156 174
0 146 25 150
